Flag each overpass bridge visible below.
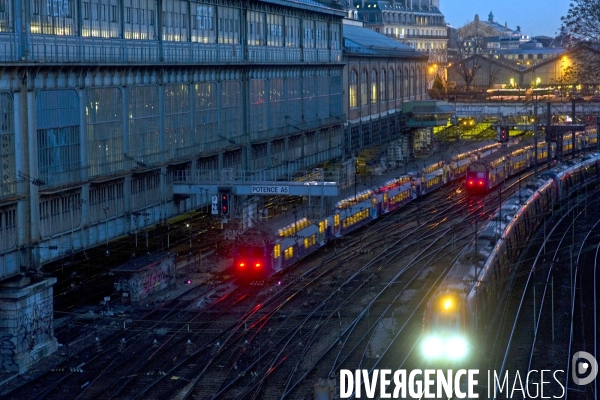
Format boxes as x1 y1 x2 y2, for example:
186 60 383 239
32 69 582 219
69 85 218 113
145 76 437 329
453 101 600 120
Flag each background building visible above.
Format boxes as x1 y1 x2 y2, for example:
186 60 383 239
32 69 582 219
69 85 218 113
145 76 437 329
351 0 448 53
0 0 432 372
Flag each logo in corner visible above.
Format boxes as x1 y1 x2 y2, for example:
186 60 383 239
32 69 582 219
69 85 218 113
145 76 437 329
572 351 598 386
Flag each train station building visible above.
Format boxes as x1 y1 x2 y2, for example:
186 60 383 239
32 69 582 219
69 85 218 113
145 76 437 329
0 0 443 371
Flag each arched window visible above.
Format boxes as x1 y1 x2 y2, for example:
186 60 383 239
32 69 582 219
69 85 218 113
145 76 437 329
371 70 378 104
380 69 386 102
360 70 368 105
388 68 394 101
349 70 358 108
404 67 409 99
413 67 418 99
396 67 402 100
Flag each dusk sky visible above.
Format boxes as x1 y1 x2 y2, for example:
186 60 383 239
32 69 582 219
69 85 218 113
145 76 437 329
441 0 571 38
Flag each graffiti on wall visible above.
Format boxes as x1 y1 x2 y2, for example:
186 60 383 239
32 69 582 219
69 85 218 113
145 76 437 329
1 291 53 371
114 256 175 302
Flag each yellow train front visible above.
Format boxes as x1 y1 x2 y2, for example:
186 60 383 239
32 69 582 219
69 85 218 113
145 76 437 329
421 292 470 361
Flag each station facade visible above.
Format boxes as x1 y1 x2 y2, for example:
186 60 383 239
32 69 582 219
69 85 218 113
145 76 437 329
0 0 430 371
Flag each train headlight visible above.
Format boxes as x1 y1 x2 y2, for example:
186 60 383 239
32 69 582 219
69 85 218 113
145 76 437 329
446 336 468 360
422 336 444 358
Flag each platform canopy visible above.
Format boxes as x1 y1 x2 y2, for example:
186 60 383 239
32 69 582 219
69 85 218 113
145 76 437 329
402 101 456 127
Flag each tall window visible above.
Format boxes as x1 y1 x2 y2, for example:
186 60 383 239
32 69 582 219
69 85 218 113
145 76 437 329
380 69 386 102
396 67 402 100
31 0 75 35
349 70 358 108
315 20 327 49
162 0 187 41
286 77 302 122
266 13 283 46
220 81 242 144
127 86 160 164
123 0 156 40
194 82 218 151
81 0 120 38
303 75 317 123
330 73 343 118
0 0 12 32
247 10 264 45
388 68 395 101
360 70 368 106
250 79 267 133
165 84 192 157
218 6 239 44
269 78 285 131
0 92 15 197
192 4 215 43
303 19 314 48
330 22 340 50
370 70 378 104
317 75 329 120
86 87 124 177
36 90 80 186
285 17 300 47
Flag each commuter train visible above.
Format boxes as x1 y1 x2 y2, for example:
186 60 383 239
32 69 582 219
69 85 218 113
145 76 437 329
421 152 600 361
466 128 598 193
233 129 599 280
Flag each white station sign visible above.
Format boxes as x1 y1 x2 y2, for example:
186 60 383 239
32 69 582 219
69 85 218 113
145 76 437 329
251 185 290 195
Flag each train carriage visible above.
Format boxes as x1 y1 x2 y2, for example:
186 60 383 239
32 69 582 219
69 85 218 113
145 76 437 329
422 154 597 362
377 176 413 213
233 134 599 282
420 161 448 195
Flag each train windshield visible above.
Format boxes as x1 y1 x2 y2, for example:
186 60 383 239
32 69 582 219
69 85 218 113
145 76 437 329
431 311 461 331
467 163 487 172
237 246 264 257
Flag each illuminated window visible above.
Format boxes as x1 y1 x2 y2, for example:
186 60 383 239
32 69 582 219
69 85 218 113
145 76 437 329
371 70 378 103
360 70 368 106
274 244 281 258
349 70 358 108
284 246 294 260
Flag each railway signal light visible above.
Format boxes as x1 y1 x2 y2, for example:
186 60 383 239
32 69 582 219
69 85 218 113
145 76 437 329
497 126 509 143
221 194 229 216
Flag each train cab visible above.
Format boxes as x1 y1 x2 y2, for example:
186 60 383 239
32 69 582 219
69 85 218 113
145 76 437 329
465 161 489 192
421 293 469 361
234 244 272 279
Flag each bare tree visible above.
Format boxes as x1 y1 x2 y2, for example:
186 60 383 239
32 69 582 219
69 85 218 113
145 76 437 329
453 35 484 91
562 0 600 40
561 0 600 86
485 62 502 88
562 49 600 86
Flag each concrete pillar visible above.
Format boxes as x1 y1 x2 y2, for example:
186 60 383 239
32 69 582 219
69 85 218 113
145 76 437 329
0 276 58 372
26 89 40 273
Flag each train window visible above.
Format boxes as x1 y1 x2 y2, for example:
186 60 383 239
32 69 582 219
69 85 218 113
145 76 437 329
238 246 263 258
468 163 487 172
304 235 316 249
284 246 293 260
432 311 460 330
273 244 281 258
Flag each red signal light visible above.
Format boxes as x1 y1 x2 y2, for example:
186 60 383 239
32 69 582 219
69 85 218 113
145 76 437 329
239 262 245 268
468 180 474 186
255 262 261 268
478 180 484 186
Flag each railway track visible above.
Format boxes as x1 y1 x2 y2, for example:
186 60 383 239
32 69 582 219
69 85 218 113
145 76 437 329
490 187 600 400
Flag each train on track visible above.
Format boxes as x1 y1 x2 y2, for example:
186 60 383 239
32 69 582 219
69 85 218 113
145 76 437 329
421 151 600 361
233 128 598 280
466 129 597 193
